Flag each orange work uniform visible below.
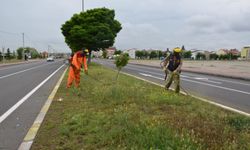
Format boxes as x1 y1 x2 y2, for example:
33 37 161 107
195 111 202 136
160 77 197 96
67 51 88 88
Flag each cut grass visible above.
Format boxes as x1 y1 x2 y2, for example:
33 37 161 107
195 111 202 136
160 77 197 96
32 63 250 150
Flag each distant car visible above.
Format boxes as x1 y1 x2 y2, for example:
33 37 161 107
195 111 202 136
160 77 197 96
47 57 54 62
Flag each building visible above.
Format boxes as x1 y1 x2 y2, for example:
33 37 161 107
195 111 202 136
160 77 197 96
241 46 250 60
123 48 136 59
92 50 103 58
190 49 204 60
229 49 240 56
41 51 48 58
216 49 229 56
106 47 116 58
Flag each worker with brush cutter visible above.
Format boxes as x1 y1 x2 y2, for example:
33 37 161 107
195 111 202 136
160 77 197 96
67 48 89 88
160 47 182 93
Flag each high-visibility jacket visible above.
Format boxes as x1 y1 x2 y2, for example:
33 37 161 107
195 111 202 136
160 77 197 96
67 51 88 88
72 51 88 71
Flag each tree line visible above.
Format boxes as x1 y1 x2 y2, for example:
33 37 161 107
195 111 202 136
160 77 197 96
134 50 240 60
0 47 41 61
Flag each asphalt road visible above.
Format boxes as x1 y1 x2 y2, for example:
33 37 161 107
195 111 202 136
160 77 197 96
0 60 67 150
95 59 250 114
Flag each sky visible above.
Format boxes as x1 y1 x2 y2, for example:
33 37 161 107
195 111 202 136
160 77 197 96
0 0 250 53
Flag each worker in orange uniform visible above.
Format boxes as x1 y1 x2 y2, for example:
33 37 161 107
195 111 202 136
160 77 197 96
67 48 89 88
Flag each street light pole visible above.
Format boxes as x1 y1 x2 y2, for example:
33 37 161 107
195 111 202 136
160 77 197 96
22 33 25 61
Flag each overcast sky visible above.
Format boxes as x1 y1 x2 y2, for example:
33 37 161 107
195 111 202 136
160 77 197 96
0 0 250 52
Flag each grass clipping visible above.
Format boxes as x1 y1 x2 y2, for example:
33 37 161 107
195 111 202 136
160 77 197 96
32 63 250 150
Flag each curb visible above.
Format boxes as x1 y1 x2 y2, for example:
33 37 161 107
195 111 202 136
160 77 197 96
0 60 42 68
18 67 68 150
121 71 250 117
128 62 250 81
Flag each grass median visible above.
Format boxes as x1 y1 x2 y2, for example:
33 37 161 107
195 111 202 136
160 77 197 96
32 63 250 149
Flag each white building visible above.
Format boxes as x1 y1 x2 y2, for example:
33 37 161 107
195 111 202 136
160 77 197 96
190 49 204 60
123 48 136 59
92 50 103 58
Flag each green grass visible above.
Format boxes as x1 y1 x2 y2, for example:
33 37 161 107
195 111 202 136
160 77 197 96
32 63 250 150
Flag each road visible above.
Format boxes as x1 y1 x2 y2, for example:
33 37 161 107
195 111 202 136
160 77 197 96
95 59 250 114
0 60 67 150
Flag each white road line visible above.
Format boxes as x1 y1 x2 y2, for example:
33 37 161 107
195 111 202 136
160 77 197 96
183 73 250 86
185 76 222 84
139 72 250 95
128 64 250 86
0 64 65 124
182 78 250 95
0 62 55 80
0 61 42 71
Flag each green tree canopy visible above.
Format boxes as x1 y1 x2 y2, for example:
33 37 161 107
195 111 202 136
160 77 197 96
61 7 122 52
182 51 192 59
16 47 40 59
150 51 157 59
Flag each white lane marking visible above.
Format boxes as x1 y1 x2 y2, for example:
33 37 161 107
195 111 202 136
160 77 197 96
192 77 222 84
140 72 164 80
182 78 250 95
136 66 222 84
139 72 250 95
0 61 56 80
0 64 65 124
0 61 42 71
195 77 208 80
183 72 250 86
139 73 153 77
129 63 250 86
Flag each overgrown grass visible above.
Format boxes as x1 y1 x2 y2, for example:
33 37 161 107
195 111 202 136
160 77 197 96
32 63 250 150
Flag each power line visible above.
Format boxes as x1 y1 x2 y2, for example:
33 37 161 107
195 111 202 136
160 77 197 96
0 30 20 36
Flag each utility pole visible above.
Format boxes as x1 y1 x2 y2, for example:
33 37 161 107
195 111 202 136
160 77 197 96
48 45 50 57
2 47 5 62
82 0 84 12
22 33 25 61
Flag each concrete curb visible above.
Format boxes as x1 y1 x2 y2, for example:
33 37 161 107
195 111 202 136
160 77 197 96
128 62 250 81
0 60 42 67
18 67 68 150
121 71 250 117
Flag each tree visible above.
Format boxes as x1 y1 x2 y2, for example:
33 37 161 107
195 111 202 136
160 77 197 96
13 51 16 59
181 45 185 51
114 50 122 55
196 53 206 60
6 48 11 60
61 7 122 63
114 53 129 80
0 52 2 61
209 53 218 60
17 48 24 59
24 47 39 59
142 50 149 59
135 50 143 59
102 50 107 58
16 47 39 59
182 51 192 59
157 50 163 59
149 51 157 59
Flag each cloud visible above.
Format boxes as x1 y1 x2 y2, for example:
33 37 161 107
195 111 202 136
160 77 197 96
0 0 250 52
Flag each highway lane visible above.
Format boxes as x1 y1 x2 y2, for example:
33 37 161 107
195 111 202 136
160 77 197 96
95 59 250 114
0 60 67 150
